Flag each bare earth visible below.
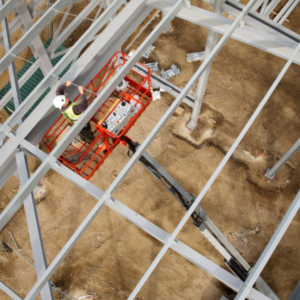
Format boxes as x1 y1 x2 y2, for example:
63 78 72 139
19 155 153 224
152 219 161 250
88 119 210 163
0 0 300 299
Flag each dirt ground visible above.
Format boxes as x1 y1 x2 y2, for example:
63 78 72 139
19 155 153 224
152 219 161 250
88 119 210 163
0 0 300 299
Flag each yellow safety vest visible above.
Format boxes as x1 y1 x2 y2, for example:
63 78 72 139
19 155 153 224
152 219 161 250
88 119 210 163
63 103 83 121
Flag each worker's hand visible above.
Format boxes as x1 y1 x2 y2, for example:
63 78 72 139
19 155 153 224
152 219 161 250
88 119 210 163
66 80 72 87
78 86 84 94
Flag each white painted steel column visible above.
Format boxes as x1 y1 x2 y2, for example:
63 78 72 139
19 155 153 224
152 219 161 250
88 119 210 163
265 137 300 179
187 0 224 130
15 151 54 300
234 190 300 300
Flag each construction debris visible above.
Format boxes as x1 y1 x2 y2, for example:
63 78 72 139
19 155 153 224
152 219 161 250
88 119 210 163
186 52 204 63
143 45 155 59
174 107 184 116
144 61 159 72
160 64 181 80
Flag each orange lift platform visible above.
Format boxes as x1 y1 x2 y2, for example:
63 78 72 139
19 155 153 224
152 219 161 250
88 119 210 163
42 52 153 180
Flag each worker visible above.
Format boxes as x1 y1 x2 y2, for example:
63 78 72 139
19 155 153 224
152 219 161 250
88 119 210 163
53 80 94 142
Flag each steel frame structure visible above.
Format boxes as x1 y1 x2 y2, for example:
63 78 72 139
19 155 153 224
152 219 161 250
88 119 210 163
0 0 300 299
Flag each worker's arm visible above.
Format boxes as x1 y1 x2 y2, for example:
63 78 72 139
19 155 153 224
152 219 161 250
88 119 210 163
56 80 72 96
72 86 88 115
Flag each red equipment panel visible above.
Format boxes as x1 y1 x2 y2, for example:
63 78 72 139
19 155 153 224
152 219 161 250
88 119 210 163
43 52 152 180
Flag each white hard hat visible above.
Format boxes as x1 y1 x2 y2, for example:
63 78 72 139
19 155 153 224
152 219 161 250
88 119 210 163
53 95 66 109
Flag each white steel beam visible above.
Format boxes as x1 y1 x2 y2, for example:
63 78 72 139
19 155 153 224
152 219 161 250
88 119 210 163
0 0 20 22
15 1 53 74
19 140 270 300
15 151 54 300
0 281 22 300
273 0 295 22
0 0 126 143
146 0 300 64
48 0 101 52
0 0 149 193
1 0 22 121
0 0 72 74
263 0 281 16
48 0 75 51
0 0 178 237
126 0 264 297
234 190 300 300
278 0 300 25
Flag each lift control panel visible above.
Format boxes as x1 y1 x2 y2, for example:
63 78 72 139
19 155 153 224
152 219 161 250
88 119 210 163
102 99 136 136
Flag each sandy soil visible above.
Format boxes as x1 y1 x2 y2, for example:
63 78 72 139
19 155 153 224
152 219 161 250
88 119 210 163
1 0 300 299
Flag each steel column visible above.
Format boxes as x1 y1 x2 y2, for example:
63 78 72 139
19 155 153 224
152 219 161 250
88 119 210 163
265 137 300 180
187 0 224 130
15 151 54 300
235 190 300 300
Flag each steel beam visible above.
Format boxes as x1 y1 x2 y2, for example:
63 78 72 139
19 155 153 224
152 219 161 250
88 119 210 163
15 151 54 300
260 0 268 14
49 0 75 51
278 0 300 25
48 0 101 52
1 0 22 123
0 0 149 192
273 0 295 22
265 137 300 180
0 0 178 234
0 0 20 22
223 0 300 43
147 0 300 64
290 281 300 300
126 0 264 298
0 59 41 110
0 0 73 74
0 0 126 143
263 0 280 16
15 1 53 75
235 190 300 300
141 151 278 299
0 281 22 300
187 0 224 130
19 140 270 300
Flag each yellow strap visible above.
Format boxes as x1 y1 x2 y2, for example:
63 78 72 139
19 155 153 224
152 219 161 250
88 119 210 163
98 98 120 125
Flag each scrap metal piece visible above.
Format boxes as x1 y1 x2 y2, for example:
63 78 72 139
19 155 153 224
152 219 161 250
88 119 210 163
160 64 180 80
142 45 155 59
144 61 159 72
186 51 204 62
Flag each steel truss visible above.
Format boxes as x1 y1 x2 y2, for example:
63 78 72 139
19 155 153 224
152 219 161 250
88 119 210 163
0 0 299 299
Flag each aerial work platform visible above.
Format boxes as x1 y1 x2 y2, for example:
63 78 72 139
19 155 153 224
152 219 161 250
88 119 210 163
43 52 153 180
